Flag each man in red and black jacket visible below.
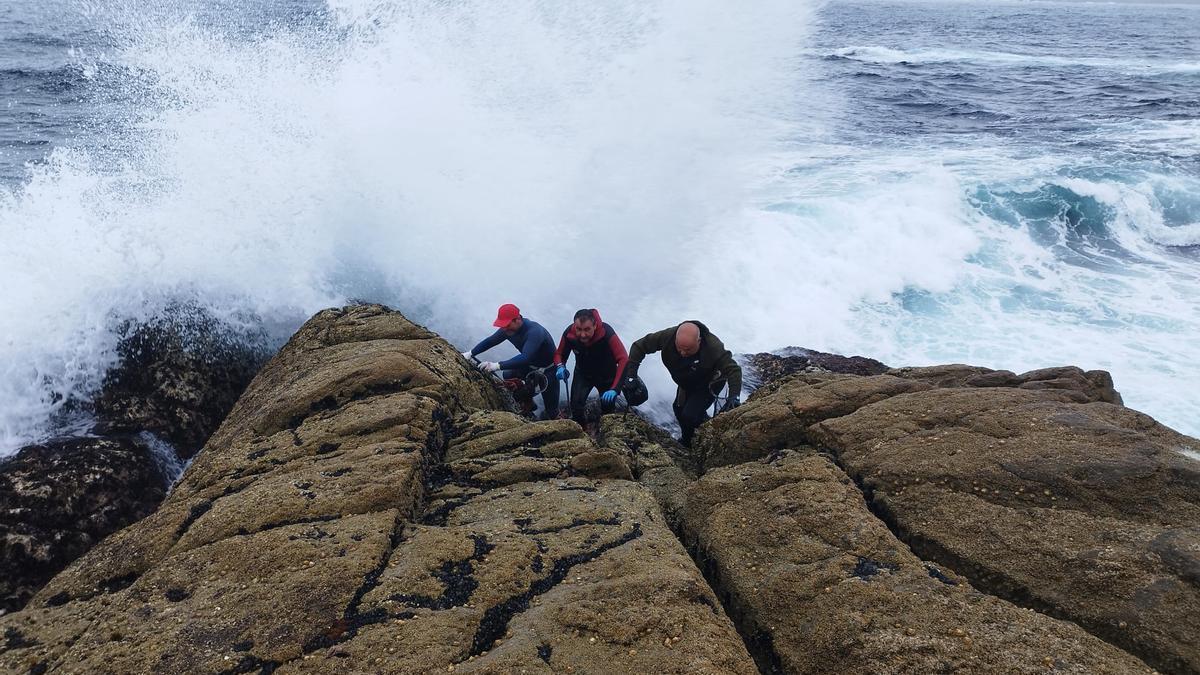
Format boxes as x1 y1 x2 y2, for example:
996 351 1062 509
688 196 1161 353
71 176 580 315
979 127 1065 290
553 309 629 425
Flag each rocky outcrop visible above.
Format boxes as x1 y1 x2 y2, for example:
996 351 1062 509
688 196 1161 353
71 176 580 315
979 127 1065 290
887 363 1122 405
0 437 169 613
694 373 932 468
3 306 1192 674
697 364 1123 470
0 305 755 674
743 348 889 394
681 451 1149 673
93 304 269 459
0 306 267 615
811 388 1199 674
596 414 693 526
694 362 1198 673
323 411 752 674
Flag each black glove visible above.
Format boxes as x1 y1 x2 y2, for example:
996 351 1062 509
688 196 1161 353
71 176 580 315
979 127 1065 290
720 396 740 413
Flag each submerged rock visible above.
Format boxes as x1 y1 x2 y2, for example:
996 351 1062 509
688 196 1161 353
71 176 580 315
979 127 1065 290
0 437 167 614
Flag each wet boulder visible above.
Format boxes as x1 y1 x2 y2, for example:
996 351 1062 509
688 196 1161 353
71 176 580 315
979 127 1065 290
810 387 1200 673
92 304 270 459
887 364 1122 404
743 348 890 394
0 305 268 614
694 373 931 469
0 436 168 614
680 451 1150 673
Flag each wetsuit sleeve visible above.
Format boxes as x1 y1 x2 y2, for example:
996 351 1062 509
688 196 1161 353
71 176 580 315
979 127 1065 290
553 329 571 367
607 331 629 391
471 329 506 357
710 337 743 398
628 327 671 367
499 332 544 370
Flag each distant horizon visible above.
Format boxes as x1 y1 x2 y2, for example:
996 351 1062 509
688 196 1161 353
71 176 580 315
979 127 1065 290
839 0 1200 5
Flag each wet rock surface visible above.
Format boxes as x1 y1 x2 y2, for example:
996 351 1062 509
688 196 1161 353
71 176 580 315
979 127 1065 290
693 362 1197 672
596 414 694 524
0 437 168 614
695 373 932 468
3 306 1192 674
303 475 753 674
887 364 1123 405
92 304 269 459
682 451 1149 674
0 305 268 614
697 363 1125 470
743 348 890 394
811 387 1200 674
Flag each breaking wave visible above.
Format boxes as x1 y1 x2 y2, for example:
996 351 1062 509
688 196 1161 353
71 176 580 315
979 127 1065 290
1 0 1198 453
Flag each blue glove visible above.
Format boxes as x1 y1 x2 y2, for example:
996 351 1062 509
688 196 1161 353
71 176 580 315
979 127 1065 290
556 366 569 381
600 390 618 404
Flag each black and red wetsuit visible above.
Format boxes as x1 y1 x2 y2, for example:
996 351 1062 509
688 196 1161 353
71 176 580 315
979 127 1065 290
553 309 629 424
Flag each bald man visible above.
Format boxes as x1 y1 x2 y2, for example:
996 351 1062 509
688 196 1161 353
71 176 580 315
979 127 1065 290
625 321 742 447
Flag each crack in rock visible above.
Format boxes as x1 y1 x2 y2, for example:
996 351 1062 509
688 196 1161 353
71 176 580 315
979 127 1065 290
389 534 495 610
469 523 643 656
924 563 958 586
1 627 38 654
421 496 472 526
300 515 409 655
516 514 621 536
252 514 340 534
44 571 139 608
175 500 214 538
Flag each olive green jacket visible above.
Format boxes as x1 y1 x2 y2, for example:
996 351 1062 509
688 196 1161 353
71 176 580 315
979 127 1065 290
627 321 742 398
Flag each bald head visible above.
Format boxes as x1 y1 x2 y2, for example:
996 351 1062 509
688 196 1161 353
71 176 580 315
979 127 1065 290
675 322 701 357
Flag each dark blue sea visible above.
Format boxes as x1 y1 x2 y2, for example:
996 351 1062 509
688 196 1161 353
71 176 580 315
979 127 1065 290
1 0 1198 452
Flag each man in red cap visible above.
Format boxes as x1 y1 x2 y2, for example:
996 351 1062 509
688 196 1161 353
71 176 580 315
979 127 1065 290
462 304 560 419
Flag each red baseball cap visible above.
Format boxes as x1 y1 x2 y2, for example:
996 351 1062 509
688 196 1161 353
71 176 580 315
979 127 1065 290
493 303 521 327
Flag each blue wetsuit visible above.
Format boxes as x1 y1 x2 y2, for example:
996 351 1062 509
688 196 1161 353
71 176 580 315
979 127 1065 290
470 318 560 418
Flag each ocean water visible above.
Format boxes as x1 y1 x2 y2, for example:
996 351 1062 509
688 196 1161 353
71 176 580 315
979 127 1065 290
0 0 1197 454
